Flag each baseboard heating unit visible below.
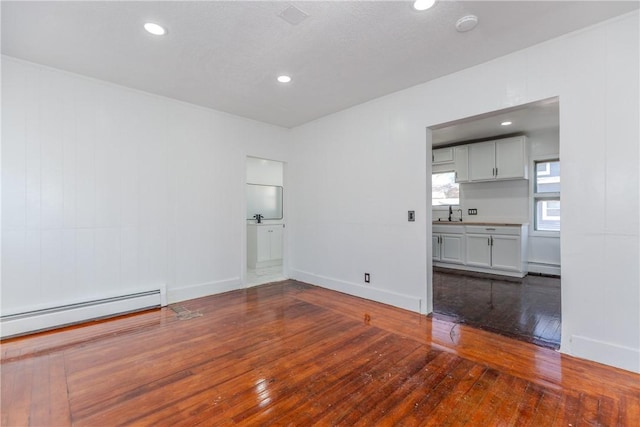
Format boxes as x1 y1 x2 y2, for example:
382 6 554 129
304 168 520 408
1 287 167 339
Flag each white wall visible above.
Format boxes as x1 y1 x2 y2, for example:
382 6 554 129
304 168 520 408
288 12 639 372
1 56 289 313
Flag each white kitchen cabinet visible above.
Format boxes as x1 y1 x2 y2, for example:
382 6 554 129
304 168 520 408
466 234 492 268
434 223 528 277
465 225 527 275
491 235 521 271
433 225 465 265
469 141 496 181
432 235 441 261
247 224 283 269
454 146 469 183
432 147 454 165
468 136 528 182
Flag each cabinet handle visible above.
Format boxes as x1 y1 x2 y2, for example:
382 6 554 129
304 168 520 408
490 236 494 246
486 228 496 231
495 167 498 177
455 171 458 180
488 238 491 246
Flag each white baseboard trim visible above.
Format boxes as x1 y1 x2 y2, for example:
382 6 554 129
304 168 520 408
1 286 166 339
528 262 561 276
289 269 422 313
167 277 241 304
568 334 640 373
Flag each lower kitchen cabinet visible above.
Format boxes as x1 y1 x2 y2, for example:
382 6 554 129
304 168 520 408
466 233 521 272
433 233 465 264
433 223 528 278
466 234 492 268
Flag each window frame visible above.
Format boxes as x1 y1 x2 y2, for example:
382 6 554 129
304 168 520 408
530 157 560 236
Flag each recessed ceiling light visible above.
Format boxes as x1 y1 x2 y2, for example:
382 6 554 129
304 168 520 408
144 22 166 36
501 121 513 126
277 75 292 83
455 15 479 32
413 0 436 11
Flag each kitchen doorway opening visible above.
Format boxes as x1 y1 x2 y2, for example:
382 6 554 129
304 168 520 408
428 97 561 349
245 156 287 286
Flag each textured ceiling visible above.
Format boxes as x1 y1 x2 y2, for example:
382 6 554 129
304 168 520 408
2 1 637 128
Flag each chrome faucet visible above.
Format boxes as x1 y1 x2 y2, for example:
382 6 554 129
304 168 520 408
456 209 463 222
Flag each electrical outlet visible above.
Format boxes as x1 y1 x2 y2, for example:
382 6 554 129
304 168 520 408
408 211 415 222
468 209 478 215
364 273 370 283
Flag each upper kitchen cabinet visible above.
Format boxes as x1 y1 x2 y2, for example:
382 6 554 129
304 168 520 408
453 146 469 183
432 147 454 165
468 136 528 182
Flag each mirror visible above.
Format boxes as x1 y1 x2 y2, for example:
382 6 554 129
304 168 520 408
246 184 283 220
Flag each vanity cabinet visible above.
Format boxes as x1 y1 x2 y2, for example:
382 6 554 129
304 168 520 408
468 136 528 182
247 224 283 269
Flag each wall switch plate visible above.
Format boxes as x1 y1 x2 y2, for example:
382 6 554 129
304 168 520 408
408 211 415 222
468 209 478 215
364 273 370 283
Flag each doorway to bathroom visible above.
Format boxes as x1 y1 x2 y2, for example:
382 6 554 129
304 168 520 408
246 156 286 286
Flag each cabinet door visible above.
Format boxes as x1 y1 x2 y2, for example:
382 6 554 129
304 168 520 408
469 141 496 181
256 227 272 262
454 146 469 183
432 235 441 261
432 148 454 164
466 234 492 268
269 226 283 261
495 137 526 179
441 234 465 264
491 235 521 272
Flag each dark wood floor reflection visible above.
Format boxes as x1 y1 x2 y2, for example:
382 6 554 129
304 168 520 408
433 268 561 349
4 280 639 426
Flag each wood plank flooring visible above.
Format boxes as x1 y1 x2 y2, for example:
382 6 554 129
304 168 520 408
433 268 562 349
2 280 639 426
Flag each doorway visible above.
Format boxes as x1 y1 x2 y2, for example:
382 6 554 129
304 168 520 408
245 156 286 286
428 98 562 349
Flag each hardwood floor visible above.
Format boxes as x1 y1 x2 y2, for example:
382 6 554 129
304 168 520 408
433 268 561 349
2 280 639 426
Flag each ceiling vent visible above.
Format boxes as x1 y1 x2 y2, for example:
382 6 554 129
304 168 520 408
278 5 309 26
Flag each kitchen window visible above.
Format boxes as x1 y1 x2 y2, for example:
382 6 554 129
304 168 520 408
534 160 560 231
432 171 459 207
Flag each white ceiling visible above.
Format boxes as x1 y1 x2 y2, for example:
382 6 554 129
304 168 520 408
2 1 637 128
431 97 559 145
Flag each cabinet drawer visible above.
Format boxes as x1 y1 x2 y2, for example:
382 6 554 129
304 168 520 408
433 224 465 234
465 226 520 235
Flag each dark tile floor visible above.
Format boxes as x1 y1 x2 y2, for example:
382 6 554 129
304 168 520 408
432 268 561 349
